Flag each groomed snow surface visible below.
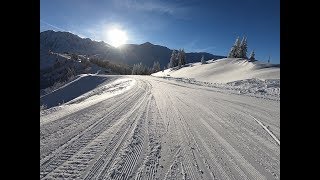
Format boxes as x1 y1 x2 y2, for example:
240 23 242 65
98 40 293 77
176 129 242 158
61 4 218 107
40 58 280 180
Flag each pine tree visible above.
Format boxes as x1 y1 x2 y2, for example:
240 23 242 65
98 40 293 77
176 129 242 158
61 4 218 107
132 63 138 75
235 37 243 58
176 49 181 68
176 49 186 67
169 50 177 68
146 67 152 75
175 52 179 67
238 36 248 59
249 50 255 61
132 62 147 75
178 57 182 69
201 55 206 64
180 49 186 65
152 61 161 73
243 37 248 59
228 37 240 58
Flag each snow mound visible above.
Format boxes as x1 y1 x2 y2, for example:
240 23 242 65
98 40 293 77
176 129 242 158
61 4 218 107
158 76 280 100
225 78 280 96
40 74 118 108
152 58 279 83
40 76 136 125
152 58 280 100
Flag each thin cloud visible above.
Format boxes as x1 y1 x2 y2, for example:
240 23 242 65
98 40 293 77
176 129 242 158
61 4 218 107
113 0 188 16
194 46 217 52
134 1 174 14
69 30 87 39
183 39 199 52
40 19 87 39
184 39 217 53
40 19 66 32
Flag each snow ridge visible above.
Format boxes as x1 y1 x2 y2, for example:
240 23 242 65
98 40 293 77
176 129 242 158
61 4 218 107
156 76 280 100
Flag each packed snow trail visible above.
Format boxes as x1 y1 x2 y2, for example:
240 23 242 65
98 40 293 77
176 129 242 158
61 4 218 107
40 75 280 180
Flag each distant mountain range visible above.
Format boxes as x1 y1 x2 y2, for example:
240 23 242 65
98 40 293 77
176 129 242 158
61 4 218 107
40 30 225 70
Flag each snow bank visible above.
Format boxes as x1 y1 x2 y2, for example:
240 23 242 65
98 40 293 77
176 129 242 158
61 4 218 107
40 74 116 108
152 58 280 100
40 76 136 125
157 76 279 100
152 58 279 83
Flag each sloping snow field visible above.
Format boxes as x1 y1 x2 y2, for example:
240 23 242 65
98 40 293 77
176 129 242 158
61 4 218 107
152 58 280 100
152 58 279 83
41 74 113 108
40 59 280 179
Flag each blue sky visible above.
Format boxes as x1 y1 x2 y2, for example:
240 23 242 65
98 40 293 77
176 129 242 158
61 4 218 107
40 0 280 63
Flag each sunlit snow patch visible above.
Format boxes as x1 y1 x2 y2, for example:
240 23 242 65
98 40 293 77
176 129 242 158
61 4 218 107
40 77 136 125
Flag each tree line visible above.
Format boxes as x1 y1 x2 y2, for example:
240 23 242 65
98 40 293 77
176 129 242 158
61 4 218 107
131 48 186 75
168 49 186 68
131 61 161 75
90 58 132 75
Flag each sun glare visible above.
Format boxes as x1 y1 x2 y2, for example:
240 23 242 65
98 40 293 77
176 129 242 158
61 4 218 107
107 28 128 47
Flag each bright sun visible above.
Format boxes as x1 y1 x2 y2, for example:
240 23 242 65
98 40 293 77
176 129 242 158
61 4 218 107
107 28 128 47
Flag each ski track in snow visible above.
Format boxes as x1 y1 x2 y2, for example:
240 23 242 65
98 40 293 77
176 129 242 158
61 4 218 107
40 75 280 180
249 114 280 146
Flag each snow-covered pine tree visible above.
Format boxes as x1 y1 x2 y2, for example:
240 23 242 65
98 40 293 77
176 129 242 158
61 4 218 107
176 49 186 67
238 36 248 59
146 66 152 75
176 49 181 68
132 62 147 75
175 49 180 67
249 50 255 61
137 63 141 74
201 55 206 64
169 50 177 68
132 63 138 75
157 62 161 71
178 57 182 69
137 63 142 74
243 37 248 59
180 49 186 65
152 61 161 73
236 37 243 58
228 37 240 58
